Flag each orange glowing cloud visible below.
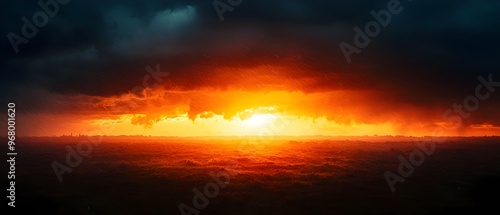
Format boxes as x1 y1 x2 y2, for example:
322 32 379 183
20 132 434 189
13 83 498 137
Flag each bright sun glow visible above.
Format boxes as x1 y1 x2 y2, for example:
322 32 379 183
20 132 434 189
241 114 277 127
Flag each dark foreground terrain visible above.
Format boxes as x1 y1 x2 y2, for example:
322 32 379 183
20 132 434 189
3 136 500 214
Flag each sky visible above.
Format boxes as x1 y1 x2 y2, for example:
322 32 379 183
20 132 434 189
0 0 499 136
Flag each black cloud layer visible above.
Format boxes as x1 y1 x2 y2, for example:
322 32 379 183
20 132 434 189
0 0 499 124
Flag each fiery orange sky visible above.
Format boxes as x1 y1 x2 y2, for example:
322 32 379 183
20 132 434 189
14 84 500 137
1 1 499 137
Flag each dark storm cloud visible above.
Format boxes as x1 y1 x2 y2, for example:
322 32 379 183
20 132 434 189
1 0 499 125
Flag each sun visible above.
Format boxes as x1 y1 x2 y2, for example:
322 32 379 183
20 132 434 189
241 113 277 127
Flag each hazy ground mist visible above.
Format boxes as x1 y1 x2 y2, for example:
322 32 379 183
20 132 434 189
3 136 500 214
